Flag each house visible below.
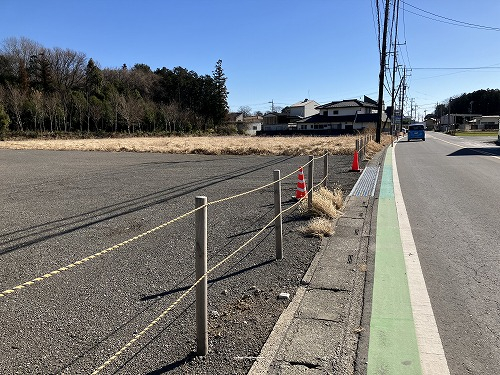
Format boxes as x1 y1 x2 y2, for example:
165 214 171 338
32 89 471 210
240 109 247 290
296 97 386 134
227 112 244 122
464 115 500 131
236 115 262 135
284 99 320 118
439 113 497 131
257 96 385 135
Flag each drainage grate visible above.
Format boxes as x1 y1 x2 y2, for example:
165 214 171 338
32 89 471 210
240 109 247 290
348 166 380 197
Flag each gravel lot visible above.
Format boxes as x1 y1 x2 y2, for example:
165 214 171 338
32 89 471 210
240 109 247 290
0 149 364 374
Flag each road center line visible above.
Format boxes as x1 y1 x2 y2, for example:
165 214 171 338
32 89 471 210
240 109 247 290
392 145 451 375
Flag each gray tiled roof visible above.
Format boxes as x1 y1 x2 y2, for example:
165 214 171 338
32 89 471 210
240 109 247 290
316 99 377 110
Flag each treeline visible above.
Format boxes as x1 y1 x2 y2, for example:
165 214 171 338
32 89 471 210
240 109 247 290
434 89 500 118
0 37 229 136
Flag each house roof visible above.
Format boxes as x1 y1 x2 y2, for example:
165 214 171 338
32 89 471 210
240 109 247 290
290 99 319 108
316 99 378 110
227 112 243 121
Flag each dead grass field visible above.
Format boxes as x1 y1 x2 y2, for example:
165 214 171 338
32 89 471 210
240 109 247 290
0 134 391 156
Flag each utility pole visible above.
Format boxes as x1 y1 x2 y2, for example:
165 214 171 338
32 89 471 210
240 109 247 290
376 0 391 143
269 100 275 113
390 0 400 138
448 98 451 133
410 98 414 122
400 67 406 133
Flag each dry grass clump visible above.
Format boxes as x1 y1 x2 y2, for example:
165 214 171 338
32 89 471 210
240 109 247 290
300 186 344 219
299 217 334 237
299 186 344 237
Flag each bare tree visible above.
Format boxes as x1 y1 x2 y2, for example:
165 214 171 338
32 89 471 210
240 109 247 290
88 96 103 132
30 89 44 131
6 84 25 131
118 95 132 133
238 105 252 117
45 92 61 132
2 37 43 69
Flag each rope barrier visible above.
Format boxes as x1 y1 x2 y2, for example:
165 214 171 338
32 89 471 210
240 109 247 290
0 207 202 298
92 196 305 374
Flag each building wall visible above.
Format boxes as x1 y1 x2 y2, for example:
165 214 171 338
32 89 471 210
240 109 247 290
320 106 370 117
289 100 320 118
262 124 289 132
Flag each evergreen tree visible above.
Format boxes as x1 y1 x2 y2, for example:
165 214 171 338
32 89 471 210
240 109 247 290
211 59 229 126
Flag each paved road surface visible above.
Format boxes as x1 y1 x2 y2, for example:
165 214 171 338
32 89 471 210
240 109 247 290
395 132 500 374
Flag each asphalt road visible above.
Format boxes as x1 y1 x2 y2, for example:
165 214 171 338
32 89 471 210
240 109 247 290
0 149 361 374
394 132 500 374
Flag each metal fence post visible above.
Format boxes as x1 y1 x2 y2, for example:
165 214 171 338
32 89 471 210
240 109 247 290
195 196 208 356
273 170 283 260
322 154 328 188
307 155 314 210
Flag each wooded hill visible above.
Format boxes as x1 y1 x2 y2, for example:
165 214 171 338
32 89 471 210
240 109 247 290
0 37 229 136
433 89 500 118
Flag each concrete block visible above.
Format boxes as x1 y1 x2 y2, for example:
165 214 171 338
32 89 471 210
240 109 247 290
278 319 344 367
297 289 349 322
308 266 356 291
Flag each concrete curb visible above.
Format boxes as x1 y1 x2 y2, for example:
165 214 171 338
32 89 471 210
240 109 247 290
249 148 387 374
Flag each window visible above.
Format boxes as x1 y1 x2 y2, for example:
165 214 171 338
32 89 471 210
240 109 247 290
409 125 425 130
323 111 328 116
333 110 338 115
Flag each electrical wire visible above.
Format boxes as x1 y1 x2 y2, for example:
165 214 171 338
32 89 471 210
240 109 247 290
401 1 500 31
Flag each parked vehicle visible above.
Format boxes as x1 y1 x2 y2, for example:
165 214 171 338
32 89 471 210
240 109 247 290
408 123 425 141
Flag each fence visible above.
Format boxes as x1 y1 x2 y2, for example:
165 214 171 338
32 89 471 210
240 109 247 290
1 153 335 373
355 133 374 162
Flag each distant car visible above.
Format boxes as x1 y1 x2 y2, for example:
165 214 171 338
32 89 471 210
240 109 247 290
408 124 425 141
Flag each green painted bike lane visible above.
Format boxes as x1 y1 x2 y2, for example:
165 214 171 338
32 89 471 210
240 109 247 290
367 149 422 375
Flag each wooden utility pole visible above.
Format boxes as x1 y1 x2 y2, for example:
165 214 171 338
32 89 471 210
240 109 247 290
376 0 391 143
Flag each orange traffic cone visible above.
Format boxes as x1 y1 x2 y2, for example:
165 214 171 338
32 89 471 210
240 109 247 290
351 150 361 172
295 167 307 199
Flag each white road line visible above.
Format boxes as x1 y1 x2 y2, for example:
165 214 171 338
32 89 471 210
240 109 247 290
392 146 451 375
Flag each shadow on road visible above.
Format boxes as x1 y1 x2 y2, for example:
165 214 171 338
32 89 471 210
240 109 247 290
0 155 296 256
447 147 500 157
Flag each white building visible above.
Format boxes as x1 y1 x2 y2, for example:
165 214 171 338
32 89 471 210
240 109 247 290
286 99 320 118
296 98 386 133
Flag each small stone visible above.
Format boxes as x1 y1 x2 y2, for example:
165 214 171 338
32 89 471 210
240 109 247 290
210 310 220 318
222 289 229 296
278 292 290 300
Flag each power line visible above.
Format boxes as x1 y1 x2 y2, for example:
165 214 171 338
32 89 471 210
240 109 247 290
371 0 382 53
401 1 500 31
410 66 500 70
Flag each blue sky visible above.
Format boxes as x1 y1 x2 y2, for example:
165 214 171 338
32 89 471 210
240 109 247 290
1 0 499 119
